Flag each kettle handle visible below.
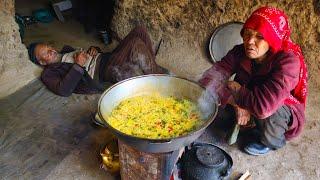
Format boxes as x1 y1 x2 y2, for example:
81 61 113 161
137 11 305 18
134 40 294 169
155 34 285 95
220 167 232 179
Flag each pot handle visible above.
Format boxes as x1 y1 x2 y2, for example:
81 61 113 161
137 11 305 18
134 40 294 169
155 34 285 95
94 113 109 128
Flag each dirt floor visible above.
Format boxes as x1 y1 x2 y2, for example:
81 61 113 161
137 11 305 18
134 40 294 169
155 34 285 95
1 1 319 179
0 80 116 179
1 82 319 180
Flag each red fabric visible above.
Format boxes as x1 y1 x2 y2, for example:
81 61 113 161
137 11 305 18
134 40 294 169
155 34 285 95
242 7 308 108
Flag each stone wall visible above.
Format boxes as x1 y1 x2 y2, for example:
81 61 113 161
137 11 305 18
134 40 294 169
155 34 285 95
0 0 41 98
111 0 320 87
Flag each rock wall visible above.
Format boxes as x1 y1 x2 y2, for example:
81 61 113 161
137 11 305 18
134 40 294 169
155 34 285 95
111 0 320 87
0 0 41 98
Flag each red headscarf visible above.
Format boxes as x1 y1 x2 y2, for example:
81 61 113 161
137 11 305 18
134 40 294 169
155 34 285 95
242 6 308 107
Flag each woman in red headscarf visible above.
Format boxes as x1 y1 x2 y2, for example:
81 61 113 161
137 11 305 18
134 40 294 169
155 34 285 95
200 6 308 155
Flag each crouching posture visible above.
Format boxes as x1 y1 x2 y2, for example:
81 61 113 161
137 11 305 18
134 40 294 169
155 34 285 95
199 7 308 155
28 26 167 97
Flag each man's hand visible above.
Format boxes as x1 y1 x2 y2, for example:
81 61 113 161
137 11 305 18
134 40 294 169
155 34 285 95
87 46 99 57
74 51 88 67
234 106 251 125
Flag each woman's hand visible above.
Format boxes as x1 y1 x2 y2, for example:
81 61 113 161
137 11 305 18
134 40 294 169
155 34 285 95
234 106 251 125
226 81 241 106
87 46 99 57
227 81 250 125
227 81 241 93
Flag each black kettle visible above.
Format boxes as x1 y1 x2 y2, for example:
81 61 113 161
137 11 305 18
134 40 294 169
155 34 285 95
180 142 233 180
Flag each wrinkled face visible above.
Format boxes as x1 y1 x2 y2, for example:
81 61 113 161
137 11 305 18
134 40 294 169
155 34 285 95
34 44 60 65
242 28 270 62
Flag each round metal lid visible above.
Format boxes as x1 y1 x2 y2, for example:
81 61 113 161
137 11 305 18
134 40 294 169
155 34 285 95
196 145 226 168
209 22 244 62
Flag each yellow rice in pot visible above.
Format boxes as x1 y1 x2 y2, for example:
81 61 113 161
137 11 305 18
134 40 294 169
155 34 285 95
107 94 203 139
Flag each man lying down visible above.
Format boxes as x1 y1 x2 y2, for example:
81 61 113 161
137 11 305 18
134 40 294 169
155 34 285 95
28 26 168 97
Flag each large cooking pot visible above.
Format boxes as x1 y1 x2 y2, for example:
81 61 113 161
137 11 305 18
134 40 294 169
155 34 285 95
97 74 218 153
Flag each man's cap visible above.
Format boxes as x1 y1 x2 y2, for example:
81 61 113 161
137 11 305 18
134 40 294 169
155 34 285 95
28 42 41 65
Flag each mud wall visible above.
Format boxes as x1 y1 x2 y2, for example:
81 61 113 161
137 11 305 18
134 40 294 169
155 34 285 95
111 0 320 87
0 0 40 98
0 0 319 98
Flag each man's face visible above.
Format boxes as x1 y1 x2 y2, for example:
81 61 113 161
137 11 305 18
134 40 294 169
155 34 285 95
35 44 60 65
242 28 270 62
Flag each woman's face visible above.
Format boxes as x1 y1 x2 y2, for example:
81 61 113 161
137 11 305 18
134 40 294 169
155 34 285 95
242 28 270 62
